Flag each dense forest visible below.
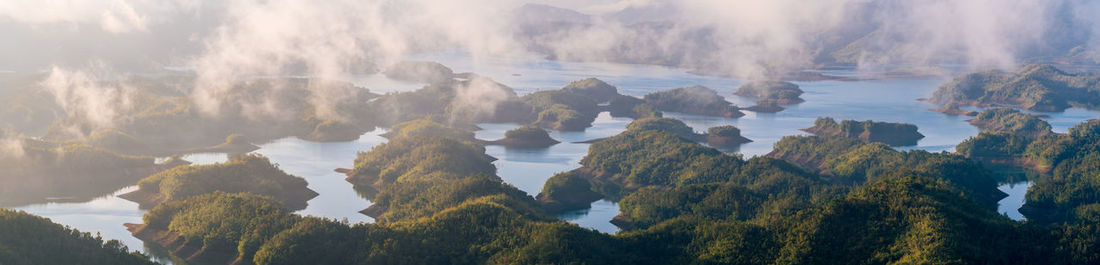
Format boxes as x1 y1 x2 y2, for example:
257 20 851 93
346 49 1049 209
124 154 317 210
0 138 177 206
126 117 1100 264
643 85 745 118
735 81 805 105
930 64 1100 112
0 209 156 265
3 62 1100 264
801 117 925 146
968 108 1054 138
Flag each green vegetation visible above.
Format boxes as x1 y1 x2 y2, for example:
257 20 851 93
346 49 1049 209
743 99 785 113
735 81 805 104
1020 120 1100 223
35 77 378 154
346 135 495 192
625 117 703 141
802 117 924 146
0 209 156 265
580 130 741 195
642 85 743 117
137 192 299 264
523 90 599 131
606 94 662 119
776 176 1044 264
367 174 542 222
768 135 1004 204
644 85 744 118
345 122 539 223
706 125 752 147
957 131 1033 159
562 78 619 102
129 154 317 210
969 108 1054 137
537 171 603 213
616 184 763 229
931 64 1100 112
0 141 163 206
488 126 559 148
126 115 1100 264
381 118 475 141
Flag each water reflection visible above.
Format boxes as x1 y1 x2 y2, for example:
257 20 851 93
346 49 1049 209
11 186 150 259
478 113 630 233
559 200 622 234
255 129 388 224
998 181 1031 221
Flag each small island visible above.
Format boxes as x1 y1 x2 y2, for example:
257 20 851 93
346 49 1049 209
706 125 752 148
967 108 1053 138
742 99 785 113
735 80 805 104
383 61 455 84
644 85 744 118
523 90 600 131
928 103 978 116
485 126 560 148
801 117 924 146
562 78 619 102
625 117 705 141
536 171 603 213
0 141 179 206
121 154 318 210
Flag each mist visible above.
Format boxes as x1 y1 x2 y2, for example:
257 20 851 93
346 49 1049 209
1 0 1098 123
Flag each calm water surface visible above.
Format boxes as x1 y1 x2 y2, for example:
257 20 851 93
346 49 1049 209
8 130 387 262
998 181 1032 220
5 54 1098 259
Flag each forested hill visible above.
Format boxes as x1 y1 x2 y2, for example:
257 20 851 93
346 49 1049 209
0 209 156 265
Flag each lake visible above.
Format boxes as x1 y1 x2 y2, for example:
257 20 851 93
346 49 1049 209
5 52 1096 259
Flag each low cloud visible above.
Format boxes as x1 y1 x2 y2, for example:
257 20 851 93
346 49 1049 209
41 65 136 133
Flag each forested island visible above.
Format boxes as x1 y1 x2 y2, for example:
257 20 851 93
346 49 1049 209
801 117 925 146
485 126 560 148
929 64 1100 112
11 3 1100 264
644 85 745 118
735 81 805 104
120 112 1099 264
742 99 785 113
0 138 183 206
122 154 317 210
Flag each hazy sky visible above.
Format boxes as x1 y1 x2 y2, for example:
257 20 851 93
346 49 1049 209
0 0 1096 77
